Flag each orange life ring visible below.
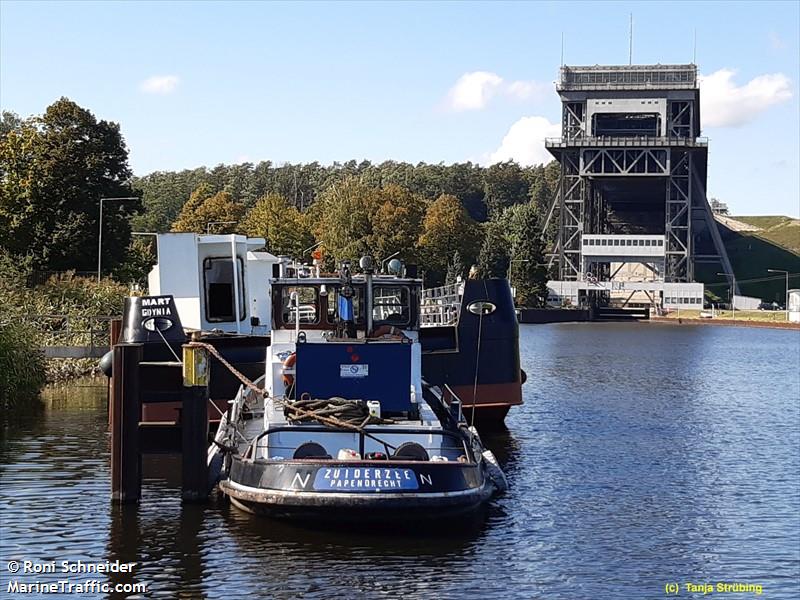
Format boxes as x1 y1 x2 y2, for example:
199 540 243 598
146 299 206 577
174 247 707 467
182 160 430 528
282 352 297 388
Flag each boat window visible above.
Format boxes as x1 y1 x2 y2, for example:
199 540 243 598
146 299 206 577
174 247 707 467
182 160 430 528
282 286 320 324
327 286 364 324
373 286 410 325
203 257 246 322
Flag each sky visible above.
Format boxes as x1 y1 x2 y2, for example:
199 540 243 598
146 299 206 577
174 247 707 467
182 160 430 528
1 1 798 217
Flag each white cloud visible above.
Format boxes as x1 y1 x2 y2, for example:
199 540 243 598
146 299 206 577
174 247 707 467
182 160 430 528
506 80 548 101
447 71 504 111
139 75 180 95
699 68 792 127
488 116 561 166
445 72 549 111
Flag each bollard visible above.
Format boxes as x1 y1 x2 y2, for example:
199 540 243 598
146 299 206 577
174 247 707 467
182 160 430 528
181 344 210 502
111 343 143 504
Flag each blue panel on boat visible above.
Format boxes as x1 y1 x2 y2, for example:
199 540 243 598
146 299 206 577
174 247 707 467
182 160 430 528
313 467 419 491
295 342 412 413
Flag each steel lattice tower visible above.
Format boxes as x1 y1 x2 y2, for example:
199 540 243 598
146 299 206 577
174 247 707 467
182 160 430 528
542 64 736 309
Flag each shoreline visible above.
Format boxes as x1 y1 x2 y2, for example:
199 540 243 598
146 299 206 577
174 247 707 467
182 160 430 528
650 316 800 331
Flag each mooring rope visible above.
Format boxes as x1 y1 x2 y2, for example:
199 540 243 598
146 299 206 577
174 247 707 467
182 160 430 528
187 341 265 397
186 341 394 436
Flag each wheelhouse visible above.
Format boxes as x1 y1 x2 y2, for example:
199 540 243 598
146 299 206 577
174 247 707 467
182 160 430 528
271 277 421 333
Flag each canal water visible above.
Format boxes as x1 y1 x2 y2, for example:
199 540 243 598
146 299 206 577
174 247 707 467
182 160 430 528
1 323 798 599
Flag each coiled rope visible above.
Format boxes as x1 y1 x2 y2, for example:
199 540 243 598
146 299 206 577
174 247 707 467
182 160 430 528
186 341 392 433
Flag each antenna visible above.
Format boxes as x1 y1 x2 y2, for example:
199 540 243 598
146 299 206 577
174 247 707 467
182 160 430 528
628 13 633 65
561 32 565 66
693 28 697 64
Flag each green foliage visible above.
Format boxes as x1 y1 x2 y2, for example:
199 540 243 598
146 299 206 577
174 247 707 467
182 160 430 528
309 179 428 265
483 161 530 216
475 222 510 279
112 236 157 286
0 320 46 410
0 98 138 271
310 178 382 263
241 193 315 258
418 194 482 280
503 202 548 307
132 159 560 234
369 184 427 264
171 188 245 233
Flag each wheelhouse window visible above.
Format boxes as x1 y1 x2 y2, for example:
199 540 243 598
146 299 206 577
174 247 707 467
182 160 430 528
372 286 410 325
327 286 364 324
282 286 320 324
203 257 245 322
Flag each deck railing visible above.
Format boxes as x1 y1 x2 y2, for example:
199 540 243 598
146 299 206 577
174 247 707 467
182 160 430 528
420 282 463 327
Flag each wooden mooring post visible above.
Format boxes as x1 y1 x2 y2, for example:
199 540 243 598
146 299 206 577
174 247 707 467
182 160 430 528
111 343 143 504
110 341 211 504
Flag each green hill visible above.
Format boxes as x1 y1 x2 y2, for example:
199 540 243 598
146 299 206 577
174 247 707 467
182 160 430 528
696 216 800 304
729 215 800 254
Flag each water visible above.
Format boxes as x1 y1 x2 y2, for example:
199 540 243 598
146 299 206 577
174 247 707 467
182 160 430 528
1 323 799 599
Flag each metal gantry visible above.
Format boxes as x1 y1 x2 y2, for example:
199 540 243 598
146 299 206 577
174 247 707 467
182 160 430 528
542 64 736 307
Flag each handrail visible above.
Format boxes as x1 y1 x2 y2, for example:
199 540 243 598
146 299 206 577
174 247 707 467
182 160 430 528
545 136 708 147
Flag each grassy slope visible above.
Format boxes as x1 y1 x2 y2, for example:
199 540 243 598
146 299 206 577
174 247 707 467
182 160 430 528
730 215 800 254
695 220 800 303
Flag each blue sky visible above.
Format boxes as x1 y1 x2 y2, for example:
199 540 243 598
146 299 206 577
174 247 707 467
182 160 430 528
1 1 798 216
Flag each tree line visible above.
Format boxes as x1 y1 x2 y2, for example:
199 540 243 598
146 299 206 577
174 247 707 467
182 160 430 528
1 98 558 306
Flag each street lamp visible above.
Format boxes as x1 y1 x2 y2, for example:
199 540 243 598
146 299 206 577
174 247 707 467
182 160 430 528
98 197 138 282
717 272 735 321
767 268 789 317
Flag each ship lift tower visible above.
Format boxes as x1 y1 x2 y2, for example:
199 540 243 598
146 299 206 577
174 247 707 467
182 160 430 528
542 64 736 312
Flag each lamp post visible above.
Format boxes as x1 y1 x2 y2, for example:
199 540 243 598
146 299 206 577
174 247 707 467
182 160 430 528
767 268 789 318
717 272 735 321
98 197 138 282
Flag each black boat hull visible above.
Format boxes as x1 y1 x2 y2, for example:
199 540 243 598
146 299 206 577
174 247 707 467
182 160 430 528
220 458 496 521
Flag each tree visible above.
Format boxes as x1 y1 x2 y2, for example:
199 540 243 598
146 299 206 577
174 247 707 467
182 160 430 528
0 111 22 139
418 194 482 279
368 184 427 264
445 250 465 285
505 202 547 307
483 161 529 215
475 222 510 279
171 187 245 233
112 236 157 286
309 177 382 264
241 193 315 258
0 98 137 271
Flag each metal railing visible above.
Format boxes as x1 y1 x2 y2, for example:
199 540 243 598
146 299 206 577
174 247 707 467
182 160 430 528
420 282 463 327
545 136 708 148
558 65 697 90
21 314 117 351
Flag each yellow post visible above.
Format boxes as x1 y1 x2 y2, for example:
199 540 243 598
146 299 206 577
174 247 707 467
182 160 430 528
182 345 209 387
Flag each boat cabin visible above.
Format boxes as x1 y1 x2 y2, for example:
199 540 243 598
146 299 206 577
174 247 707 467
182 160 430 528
267 267 424 421
148 233 279 335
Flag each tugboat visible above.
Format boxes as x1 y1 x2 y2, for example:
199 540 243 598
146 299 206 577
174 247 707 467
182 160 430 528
214 256 507 519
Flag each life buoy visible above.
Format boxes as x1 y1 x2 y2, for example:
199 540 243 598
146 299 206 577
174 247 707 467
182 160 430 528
281 352 297 388
369 325 408 340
